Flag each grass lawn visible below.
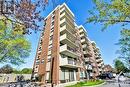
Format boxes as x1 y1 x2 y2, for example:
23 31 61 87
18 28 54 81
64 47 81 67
66 80 104 87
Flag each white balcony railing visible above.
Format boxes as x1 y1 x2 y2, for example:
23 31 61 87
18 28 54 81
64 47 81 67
82 44 87 48
60 33 78 47
80 33 85 38
81 38 86 43
60 25 76 39
60 44 78 58
60 57 78 68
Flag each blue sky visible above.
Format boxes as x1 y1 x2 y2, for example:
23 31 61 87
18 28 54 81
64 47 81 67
2 0 122 69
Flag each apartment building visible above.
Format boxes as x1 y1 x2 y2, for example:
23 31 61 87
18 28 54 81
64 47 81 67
91 42 104 75
31 3 104 85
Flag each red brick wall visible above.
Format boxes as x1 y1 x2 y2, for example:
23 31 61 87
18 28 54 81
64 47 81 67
38 16 51 82
50 8 60 84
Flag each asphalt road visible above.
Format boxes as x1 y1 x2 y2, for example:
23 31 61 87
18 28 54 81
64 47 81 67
100 82 130 87
100 79 130 87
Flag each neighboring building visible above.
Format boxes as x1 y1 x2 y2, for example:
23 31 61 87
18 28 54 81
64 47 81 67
31 3 104 85
0 74 31 83
104 65 113 73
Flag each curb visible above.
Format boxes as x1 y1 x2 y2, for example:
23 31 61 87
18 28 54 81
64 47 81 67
82 82 106 87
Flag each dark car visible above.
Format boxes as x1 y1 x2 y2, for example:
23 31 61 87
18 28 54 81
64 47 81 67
97 72 114 79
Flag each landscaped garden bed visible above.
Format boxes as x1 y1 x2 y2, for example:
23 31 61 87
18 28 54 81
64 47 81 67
66 80 105 87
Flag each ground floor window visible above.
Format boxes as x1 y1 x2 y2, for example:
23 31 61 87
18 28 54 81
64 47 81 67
60 68 76 83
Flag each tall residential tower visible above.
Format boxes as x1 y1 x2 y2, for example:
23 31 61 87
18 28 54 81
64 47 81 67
31 3 104 85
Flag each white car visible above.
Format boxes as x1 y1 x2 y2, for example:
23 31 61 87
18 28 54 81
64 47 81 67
119 75 126 81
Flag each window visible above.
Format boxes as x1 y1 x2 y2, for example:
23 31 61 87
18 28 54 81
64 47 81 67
69 70 74 81
50 27 54 33
51 29 54 33
48 58 51 62
40 39 42 45
51 15 55 21
51 21 54 26
41 31 44 36
48 47 52 51
38 46 42 51
38 52 41 55
60 69 65 80
44 21 46 26
50 35 53 40
36 60 40 65
41 59 44 64
68 58 73 65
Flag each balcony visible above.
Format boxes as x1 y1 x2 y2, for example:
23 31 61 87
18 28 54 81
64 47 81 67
60 44 79 58
60 18 75 30
82 44 90 49
60 11 74 24
95 54 101 58
60 57 79 68
60 6 74 19
96 58 103 63
98 68 102 72
79 28 84 33
84 58 89 62
81 38 86 43
80 33 86 38
98 63 102 67
86 65 92 70
60 25 76 41
60 33 78 48
83 51 92 57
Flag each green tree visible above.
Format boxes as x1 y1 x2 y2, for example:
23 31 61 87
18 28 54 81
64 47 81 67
87 0 130 30
87 0 130 64
13 68 32 74
0 20 31 65
13 69 21 74
0 64 13 74
0 0 48 34
21 68 32 74
114 59 129 73
116 29 130 64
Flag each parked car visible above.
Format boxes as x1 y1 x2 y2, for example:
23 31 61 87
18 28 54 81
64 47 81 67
97 72 114 79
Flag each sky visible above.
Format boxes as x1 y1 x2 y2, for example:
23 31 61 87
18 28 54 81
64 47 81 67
1 0 122 69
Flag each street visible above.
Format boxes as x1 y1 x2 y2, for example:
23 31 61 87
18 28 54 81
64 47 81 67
100 79 130 87
101 83 130 87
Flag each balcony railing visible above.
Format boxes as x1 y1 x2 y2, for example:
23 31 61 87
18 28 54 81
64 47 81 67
60 44 78 58
83 51 92 57
60 57 78 68
60 33 78 47
67 46 77 53
60 6 74 19
68 59 76 65
60 25 76 38
60 18 75 30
